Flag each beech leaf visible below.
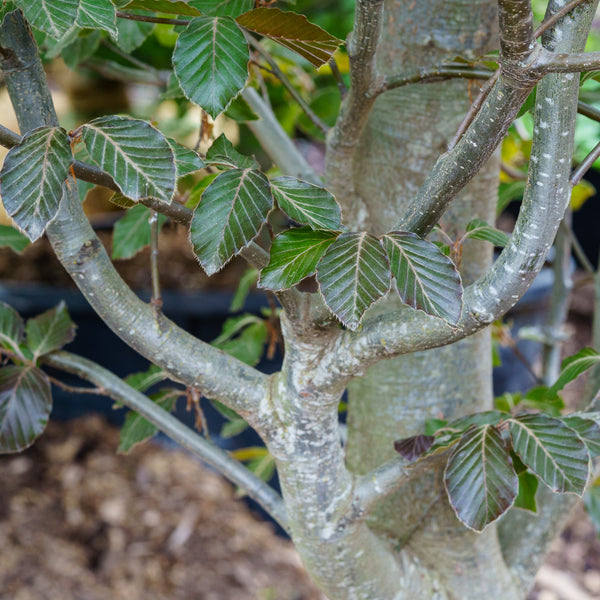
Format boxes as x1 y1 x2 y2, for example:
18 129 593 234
0 365 52 453
236 7 341 68
444 425 518 531
189 0 253 17
25 302 76 362
271 176 341 230
173 16 250 118
316 232 391 330
0 127 72 241
381 231 462 325
259 227 340 290
508 414 590 495
12 0 78 39
190 169 273 275
81 115 176 204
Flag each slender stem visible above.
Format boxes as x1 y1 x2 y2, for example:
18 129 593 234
380 64 493 94
537 49 600 73
569 223 595 273
149 211 162 312
116 11 189 27
329 57 347 97
571 139 600 185
447 69 500 152
47 374 105 395
578 100 600 122
534 0 589 38
43 350 289 534
348 453 444 523
541 217 573 385
247 34 329 136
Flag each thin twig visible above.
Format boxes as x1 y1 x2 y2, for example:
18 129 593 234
329 57 347 97
47 375 105 395
379 65 493 95
570 139 600 185
447 69 500 151
578 100 600 123
568 223 595 274
116 11 189 27
149 210 162 313
534 0 588 38
43 351 289 533
246 34 329 136
501 161 527 180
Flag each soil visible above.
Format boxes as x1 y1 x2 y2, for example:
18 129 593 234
0 417 323 600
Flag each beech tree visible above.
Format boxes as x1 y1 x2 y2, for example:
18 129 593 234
2 1 600 598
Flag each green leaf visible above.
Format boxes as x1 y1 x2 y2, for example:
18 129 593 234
444 410 507 433
212 317 267 366
259 227 339 291
121 0 202 16
108 192 137 209
205 134 258 170
224 94 259 122
236 8 341 68
124 364 167 393
316 232 391 330
118 393 176 453
0 302 24 356
444 425 518 532
508 414 590 495
424 418 447 436
189 0 253 18
60 30 103 69
562 414 600 457
116 15 154 53
521 385 564 417
81 115 176 204
112 204 166 260
464 219 510 247
514 471 539 512
381 231 463 325
190 168 273 275
230 268 258 312
12 0 78 39
173 16 250 119
76 0 117 40
221 418 249 438
0 225 30 253
548 348 600 397
25 302 76 361
270 176 341 230
497 180 525 215
166 137 205 177
0 127 72 241
0 365 52 453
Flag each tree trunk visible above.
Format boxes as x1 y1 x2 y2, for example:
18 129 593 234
333 1 520 597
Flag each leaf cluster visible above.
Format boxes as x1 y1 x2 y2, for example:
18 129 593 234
395 347 600 531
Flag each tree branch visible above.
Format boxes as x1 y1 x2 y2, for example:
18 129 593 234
43 350 289 533
308 4 593 393
325 0 385 228
498 0 535 61
115 10 189 27
0 9 270 427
